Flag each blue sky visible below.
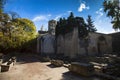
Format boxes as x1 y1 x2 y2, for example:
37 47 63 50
4 0 116 33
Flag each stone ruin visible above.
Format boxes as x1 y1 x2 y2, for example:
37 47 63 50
37 20 120 79
0 53 16 72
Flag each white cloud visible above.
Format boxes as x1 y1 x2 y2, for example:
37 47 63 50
32 15 48 22
54 11 73 20
78 3 90 12
67 10 72 13
96 8 103 17
32 14 52 31
47 14 52 17
94 11 115 34
54 15 62 21
32 14 51 22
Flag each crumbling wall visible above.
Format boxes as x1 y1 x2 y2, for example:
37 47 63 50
56 31 112 58
56 35 64 55
88 32 112 56
57 27 79 58
64 27 79 58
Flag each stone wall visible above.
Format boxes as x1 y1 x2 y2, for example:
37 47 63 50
109 32 120 53
56 28 112 58
87 32 112 55
37 20 112 58
57 27 79 58
39 34 55 55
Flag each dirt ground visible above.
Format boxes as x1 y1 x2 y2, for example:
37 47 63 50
0 54 103 80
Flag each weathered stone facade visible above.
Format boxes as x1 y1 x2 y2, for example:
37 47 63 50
109 32 120 53
40 34 55 55
48 20 57 35
56 27 112 58
37 20 112 58
37 20 56 55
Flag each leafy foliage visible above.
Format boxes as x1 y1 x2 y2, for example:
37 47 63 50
56 12 97 55
0 0 6 12
56 12 96 38
0 0 37 53
87 15 97 32
103 0 120 30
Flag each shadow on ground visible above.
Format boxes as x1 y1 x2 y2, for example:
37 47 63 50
47 64 63 68
13 53 42 64
61 72 106 80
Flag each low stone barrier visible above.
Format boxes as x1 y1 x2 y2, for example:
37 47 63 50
0 59 3 65
1 65 10 72
90 62 107 73
68 62 94 76
1 62 9 72
40 57 50 62
1 57 16 72
50 60 64 67
11 57 16 65
63 64 70 68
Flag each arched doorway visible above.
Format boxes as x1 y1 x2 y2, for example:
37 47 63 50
97 36 107 56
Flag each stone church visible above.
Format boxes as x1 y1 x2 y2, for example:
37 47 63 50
37 20 56 55
37 20 112 58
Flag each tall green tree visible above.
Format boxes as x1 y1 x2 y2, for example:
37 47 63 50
87 15 97 32
56 12 89 37
103 0 120 30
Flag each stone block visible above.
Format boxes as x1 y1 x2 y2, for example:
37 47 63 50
90 62 107 73
68 62 94 76
41 57 50 62
0 53 3 59
9 57 16 66
51 60 64 67
0 59 3 65
7 60 14 68
1 64 10 72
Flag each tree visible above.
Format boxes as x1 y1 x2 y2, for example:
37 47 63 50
0 13 12 36
56 12 90 55
0 0 37 53
56 12 88 38
103 0 120 30
11 18 36 43
0 17 37 52
0 0 11 36
0 0 6 13
68 12 74 19
8 11 20 20
87 15 97 32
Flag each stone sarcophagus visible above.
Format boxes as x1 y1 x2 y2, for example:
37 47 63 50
1 64 10 72
68 62 94 76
